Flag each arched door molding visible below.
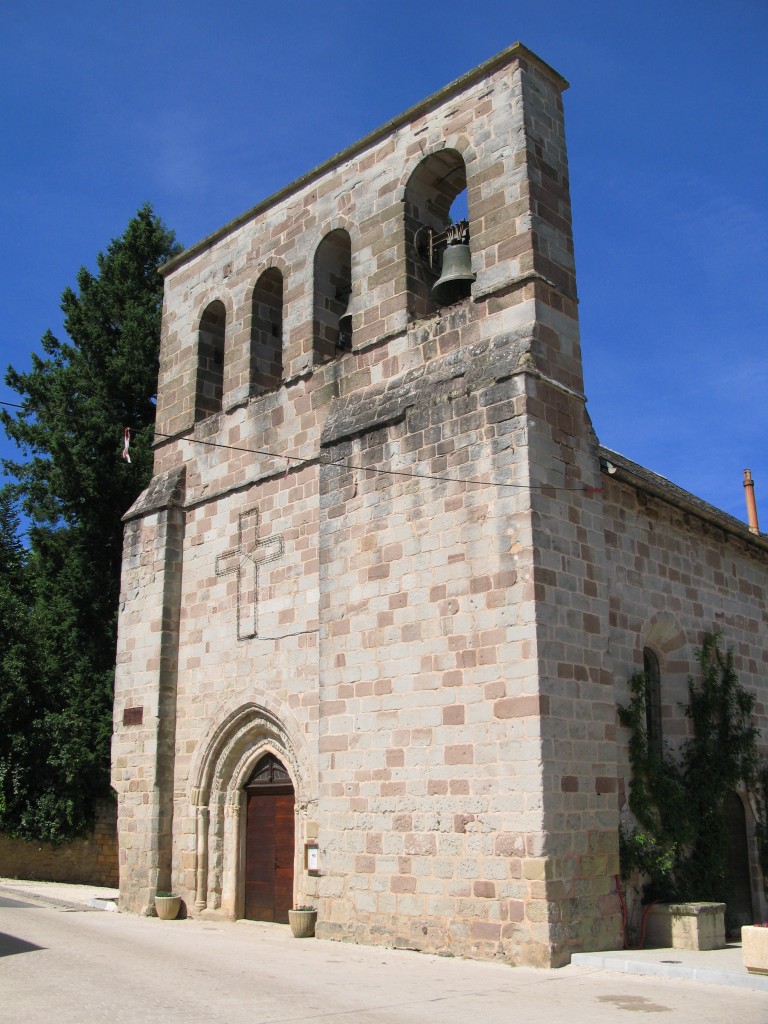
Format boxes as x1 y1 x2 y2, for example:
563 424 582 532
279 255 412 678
189 694 316 918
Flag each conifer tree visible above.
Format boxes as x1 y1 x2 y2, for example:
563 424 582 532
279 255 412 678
0 487 34 825
0 205 181 840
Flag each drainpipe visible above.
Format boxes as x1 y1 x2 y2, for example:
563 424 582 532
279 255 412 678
744 469 760 535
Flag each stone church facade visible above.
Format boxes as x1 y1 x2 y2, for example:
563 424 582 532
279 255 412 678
112 43 768 967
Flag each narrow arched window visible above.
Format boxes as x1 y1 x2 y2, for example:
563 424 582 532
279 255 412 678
250 269 283 392
195 300 226 420
403 150 473 318
313 230 352 363
643 647 662 757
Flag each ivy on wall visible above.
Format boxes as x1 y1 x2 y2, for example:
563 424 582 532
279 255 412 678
618 631 768 906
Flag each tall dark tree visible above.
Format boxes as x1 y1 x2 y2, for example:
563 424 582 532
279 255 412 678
0 205 181 841
0 487 34 825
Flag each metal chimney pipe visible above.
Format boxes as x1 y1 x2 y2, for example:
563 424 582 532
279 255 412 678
744 469 760 535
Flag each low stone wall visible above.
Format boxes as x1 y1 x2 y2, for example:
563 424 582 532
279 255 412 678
0 799 118 887
645 902 726 950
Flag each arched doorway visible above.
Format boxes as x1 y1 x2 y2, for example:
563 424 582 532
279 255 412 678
725 792 754 936
243 753 295 923
189 697 317 918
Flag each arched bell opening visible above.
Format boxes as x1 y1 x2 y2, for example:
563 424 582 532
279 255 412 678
250 268 283 393
404 150 474 318
313 229 352 363
195 299 226 420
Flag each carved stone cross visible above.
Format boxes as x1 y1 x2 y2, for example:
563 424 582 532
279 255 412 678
215 508 284 640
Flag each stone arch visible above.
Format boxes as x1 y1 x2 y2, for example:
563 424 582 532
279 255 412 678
192 289 235 328
247 254 291 301
395 135 478 199
189 694 316 918
258 253 291 276
643 613 686 658
315 215 357 242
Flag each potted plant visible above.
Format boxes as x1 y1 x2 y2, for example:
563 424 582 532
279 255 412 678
742 923 768 975
154 892 182 920
288 905 317 938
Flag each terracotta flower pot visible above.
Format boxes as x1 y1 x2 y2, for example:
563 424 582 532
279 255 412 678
154 894 181 920
288 908 317 938
742 925 768 975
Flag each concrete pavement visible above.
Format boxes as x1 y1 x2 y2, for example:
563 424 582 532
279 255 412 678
1 877 766 1023
2 877 765 992
0 877 119 913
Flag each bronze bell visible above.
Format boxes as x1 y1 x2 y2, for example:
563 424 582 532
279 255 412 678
338 289 363 335
431 240 476 306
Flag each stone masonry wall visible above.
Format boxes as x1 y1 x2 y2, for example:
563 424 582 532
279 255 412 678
315 306 544 961
112 470 185 914
604 466 768 754
603 464 768 922
0 799 118 888
510 65 620 962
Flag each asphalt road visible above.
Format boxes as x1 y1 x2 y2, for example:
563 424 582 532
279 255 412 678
1 900 766 1024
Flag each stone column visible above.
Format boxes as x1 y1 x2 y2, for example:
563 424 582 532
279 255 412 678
194 805 210 911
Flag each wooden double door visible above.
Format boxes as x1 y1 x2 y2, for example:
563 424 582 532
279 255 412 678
243 754 295 923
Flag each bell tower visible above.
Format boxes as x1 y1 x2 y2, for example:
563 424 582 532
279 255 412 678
114 43 620 965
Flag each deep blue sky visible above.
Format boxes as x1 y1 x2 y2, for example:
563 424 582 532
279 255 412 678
1 1 765 524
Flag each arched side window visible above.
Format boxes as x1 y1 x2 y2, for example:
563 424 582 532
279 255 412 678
195 299 226 420
403 149 472 318
313 229 352 364
643 647 662 757
250 269 283 393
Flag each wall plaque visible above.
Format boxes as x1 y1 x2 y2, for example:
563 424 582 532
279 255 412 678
305 842 319 876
